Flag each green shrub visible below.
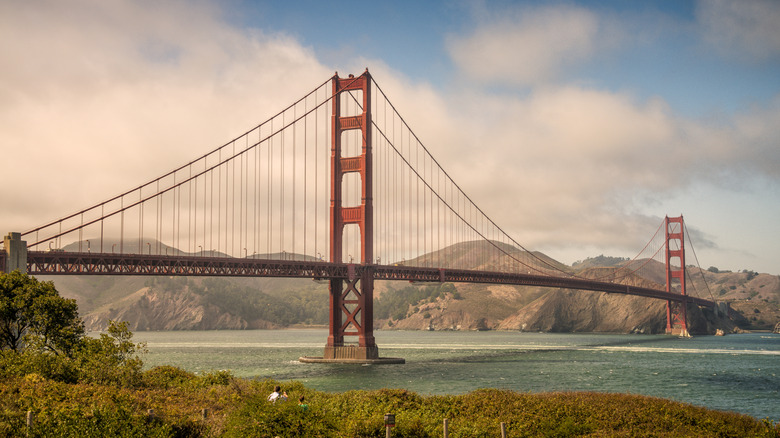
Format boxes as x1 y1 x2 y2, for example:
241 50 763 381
1 377 777 438
0 349 79 383
197 369 234 387
223 388 337 437
26 404 173 438
143 365 196 389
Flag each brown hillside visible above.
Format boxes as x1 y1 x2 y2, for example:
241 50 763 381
41 239 774 334
82 286 277 331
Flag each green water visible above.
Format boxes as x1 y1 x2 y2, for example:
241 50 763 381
134 329 780 420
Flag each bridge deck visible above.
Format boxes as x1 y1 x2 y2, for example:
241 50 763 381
24 251 715 307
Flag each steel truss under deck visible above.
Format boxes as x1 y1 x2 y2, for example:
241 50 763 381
25 250 714 309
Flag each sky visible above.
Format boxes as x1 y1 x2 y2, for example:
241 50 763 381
1 0 779 274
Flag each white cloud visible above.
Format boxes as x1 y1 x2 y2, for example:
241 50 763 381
446 4 611 87
400 80 780 257
0 0 330 231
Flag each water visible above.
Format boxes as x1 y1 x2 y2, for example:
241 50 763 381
134 329 780 420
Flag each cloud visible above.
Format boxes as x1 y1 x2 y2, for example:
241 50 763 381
398 79 780 257
433 2 780 265
0 0 330 231
446 4 614 87
432 87 682 247
1 0 777 273
696 0 780 63
732 96 780 179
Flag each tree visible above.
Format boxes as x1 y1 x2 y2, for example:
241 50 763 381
0 271 84 355
75 320 146 386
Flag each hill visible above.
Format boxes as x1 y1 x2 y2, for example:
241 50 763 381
42 241 778 334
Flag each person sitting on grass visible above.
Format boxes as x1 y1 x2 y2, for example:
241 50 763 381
268 385 287 403
298 395 309 412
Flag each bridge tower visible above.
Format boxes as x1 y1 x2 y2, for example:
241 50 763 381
664 215 689 337
300 70 402 364
325 70 377 361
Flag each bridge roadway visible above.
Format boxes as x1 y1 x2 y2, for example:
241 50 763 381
24 250 715 307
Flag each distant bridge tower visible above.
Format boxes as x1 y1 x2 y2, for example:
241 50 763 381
664 215 689 337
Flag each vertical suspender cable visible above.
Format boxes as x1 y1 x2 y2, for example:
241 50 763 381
293 105 297 258
406 124 410 262
315 91 318 258
259 127 263 256
226 144 231 256
303 98 307 258
192 164 196 255
237 142 242 257
217 150 221 254
281 112 285 258
209 161 213 255
416 136 419 264
393 108 397 263
171 174 175 253
244 136 248 255
268 120 272 257
137 194 141 254
120 196 124 254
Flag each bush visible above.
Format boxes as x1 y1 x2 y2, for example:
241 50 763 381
73 321 146 387
1 378 777 437
197 369 234 387
142 365 196 389
0 349 78 383
223 393 336 438
25 404 173 438
223 379 335 437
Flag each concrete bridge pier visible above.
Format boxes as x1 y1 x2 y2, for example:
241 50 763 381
715 301 730 318
3 232 27 273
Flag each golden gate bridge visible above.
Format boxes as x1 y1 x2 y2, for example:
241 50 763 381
1 70 717 363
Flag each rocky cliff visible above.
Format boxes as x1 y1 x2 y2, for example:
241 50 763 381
379 284 735 335
81 287 276 331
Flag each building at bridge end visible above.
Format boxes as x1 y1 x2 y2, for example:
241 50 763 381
3 232 27 274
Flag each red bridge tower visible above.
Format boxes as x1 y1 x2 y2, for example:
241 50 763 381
301 70 402 364
665 215 690 337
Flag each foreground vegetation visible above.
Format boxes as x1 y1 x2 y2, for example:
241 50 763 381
2 272 779 436
2 371 778 437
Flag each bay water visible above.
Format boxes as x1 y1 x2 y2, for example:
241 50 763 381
134 329 780 421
